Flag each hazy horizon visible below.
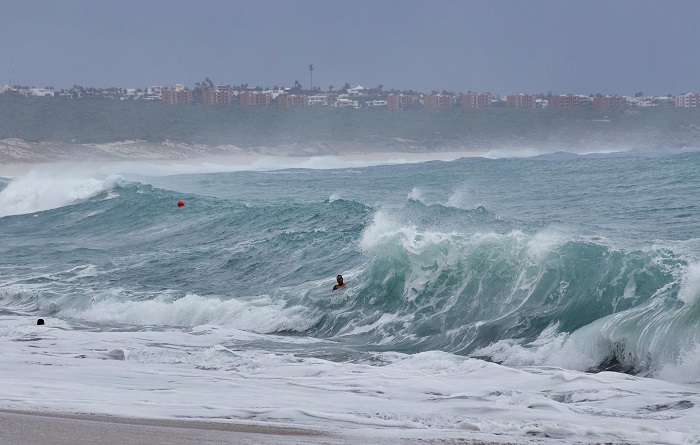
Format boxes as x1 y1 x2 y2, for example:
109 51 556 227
1 0 699 96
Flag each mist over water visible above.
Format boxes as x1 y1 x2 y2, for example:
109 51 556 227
2 97 700 163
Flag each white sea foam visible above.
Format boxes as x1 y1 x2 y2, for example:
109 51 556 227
407 187 424 202
677 261 700 305
0 314 698 444
60 293 319 333
0 151 481 180
527 230 567 262
0 168 122 217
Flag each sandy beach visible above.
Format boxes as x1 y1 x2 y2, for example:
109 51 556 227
0 410 505 445
0 409 332 445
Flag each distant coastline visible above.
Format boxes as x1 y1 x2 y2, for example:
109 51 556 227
2 96 700 165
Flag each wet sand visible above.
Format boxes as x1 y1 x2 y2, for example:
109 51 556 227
0 409 509 445
0 409 338 445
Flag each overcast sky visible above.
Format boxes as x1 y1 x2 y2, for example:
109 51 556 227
1 0 699 96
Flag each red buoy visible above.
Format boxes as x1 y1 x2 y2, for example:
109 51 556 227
177 200 185 207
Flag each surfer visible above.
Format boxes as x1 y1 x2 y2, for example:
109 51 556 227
332 274 347 291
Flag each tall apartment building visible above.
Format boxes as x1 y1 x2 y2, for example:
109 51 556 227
548 94 590 108
387 94 416 110
202 89 236 105
161 85 193 104
239 90 272 106
505 94 536 109
676 93 700 107
592 95 625 108
277 94 308 107
461 92 493 108
424 94 454 109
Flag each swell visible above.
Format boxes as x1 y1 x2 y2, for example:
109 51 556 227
305 204 699 379
2 171 700 380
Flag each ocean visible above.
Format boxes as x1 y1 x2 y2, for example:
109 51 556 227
1 147 700 444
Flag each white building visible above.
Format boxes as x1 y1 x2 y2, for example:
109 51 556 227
365 100 387 108
29 88 54 97
334 98 359 108
347 85 366 96
145 85 163 100
307 95 328 106
628 96 657 107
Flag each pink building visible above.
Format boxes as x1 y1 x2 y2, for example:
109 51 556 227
505 94 536 109
239 91 272 106
161 86 192 104
461 92 493 108
203 89 235 105
424 94 454 109
387 94 417 110
592 95 625 108
277 94 308 107
548 95 590 108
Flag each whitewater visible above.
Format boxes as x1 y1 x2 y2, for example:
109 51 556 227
1 147 700 444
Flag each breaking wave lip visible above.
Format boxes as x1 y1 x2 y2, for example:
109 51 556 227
0 168 123 217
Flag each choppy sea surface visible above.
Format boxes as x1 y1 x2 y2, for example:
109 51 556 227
2 146 700 444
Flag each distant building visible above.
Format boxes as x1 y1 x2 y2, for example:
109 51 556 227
592 95 625 108
145 85 163 99
424 94 454 109
203 89 236 105
347 85 366 96
277 94 308 107
505 94 536 109
162 85 192 104
307 95 329 106
28 88 55 97
461 92 493 109
633 96 657 107
15 88 54 97
365 99 387 108
387 94 417 110
675 93 700 107
334 98 359 108
548 94 590 108
239 90 272 106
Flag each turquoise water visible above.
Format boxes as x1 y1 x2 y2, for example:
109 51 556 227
1 150 700 378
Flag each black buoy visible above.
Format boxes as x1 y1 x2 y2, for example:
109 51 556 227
37 318 45 325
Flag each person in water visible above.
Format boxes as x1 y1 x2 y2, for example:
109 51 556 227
332 274 347 291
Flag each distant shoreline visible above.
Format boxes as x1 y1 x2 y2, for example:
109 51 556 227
2 98 699 150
